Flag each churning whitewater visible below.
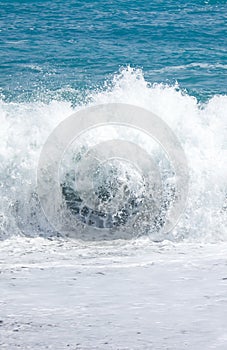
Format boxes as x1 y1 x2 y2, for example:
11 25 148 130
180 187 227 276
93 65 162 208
0 68 226 242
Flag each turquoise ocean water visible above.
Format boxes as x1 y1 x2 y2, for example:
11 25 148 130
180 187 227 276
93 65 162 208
1 0 226 101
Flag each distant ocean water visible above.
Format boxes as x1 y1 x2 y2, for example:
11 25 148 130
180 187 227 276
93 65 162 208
0 0 226 241
1 0 227 101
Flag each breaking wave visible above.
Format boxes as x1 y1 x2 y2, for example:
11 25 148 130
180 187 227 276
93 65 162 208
0 67 226 241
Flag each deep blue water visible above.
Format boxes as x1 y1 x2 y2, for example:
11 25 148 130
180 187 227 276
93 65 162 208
0 0 226 102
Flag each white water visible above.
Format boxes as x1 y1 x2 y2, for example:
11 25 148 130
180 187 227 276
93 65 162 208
0 67 226 241
0 68 227 349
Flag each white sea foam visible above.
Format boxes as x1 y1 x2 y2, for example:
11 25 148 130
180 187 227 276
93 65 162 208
0 67 226 241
